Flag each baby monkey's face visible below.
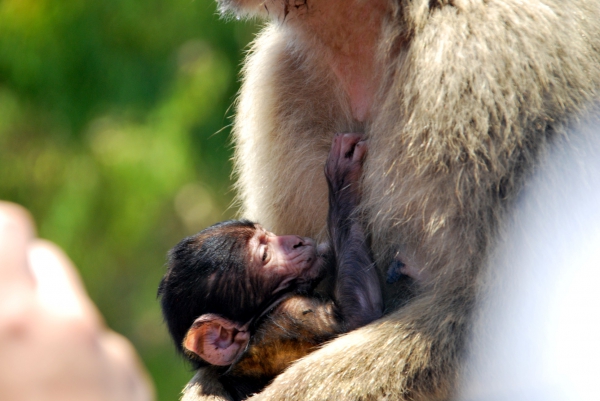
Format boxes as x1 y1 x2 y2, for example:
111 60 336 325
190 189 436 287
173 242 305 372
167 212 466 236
247 224 323 295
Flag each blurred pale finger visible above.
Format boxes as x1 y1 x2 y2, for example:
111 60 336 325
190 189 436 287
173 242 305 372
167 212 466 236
29 240 101 324
0 202 36 287
101 331 155 401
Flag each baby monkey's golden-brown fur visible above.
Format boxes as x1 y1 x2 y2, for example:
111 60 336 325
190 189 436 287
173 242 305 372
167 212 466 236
230 296 338 381
188 296 339 401
184 0 600 400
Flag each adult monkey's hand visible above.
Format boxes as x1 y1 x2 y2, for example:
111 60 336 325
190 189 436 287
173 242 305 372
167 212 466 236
0 201 154 401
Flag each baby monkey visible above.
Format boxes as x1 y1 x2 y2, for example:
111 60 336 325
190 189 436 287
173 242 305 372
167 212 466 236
158 134 383 400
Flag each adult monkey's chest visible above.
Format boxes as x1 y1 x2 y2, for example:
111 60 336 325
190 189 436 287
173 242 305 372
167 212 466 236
233 0 428 291
287 0 389 123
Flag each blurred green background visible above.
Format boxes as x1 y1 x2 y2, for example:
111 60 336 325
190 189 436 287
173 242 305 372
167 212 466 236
0 1 257 399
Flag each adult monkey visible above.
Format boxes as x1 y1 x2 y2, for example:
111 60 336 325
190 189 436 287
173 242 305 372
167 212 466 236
184 0 600 400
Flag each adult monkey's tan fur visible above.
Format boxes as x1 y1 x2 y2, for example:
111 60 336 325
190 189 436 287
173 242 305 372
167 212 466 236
183 0 600 400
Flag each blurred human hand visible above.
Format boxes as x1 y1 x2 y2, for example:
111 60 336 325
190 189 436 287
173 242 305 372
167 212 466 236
0 201 154 401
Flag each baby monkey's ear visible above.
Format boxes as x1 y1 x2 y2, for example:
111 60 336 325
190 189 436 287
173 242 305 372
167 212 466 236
183 313 250 366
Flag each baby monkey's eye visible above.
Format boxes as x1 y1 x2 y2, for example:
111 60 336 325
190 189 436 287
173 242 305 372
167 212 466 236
262 247 268 262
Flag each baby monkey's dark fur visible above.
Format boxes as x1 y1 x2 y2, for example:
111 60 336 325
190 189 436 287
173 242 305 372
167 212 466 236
159 135 385 400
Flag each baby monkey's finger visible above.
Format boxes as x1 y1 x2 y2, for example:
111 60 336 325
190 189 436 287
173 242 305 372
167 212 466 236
352 140 368 163
340 133 364 159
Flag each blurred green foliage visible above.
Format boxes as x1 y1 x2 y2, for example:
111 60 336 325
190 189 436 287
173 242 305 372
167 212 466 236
0 0 257 399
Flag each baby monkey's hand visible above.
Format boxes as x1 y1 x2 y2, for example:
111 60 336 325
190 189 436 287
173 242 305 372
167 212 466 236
325 133 367 201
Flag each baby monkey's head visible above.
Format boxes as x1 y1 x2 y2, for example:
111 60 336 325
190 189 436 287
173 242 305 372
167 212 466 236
158 219 326 366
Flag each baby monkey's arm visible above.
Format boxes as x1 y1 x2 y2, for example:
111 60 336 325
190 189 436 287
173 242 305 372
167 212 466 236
325 133 383 331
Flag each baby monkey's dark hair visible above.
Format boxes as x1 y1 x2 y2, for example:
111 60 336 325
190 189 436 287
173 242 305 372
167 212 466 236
158 219 256 355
